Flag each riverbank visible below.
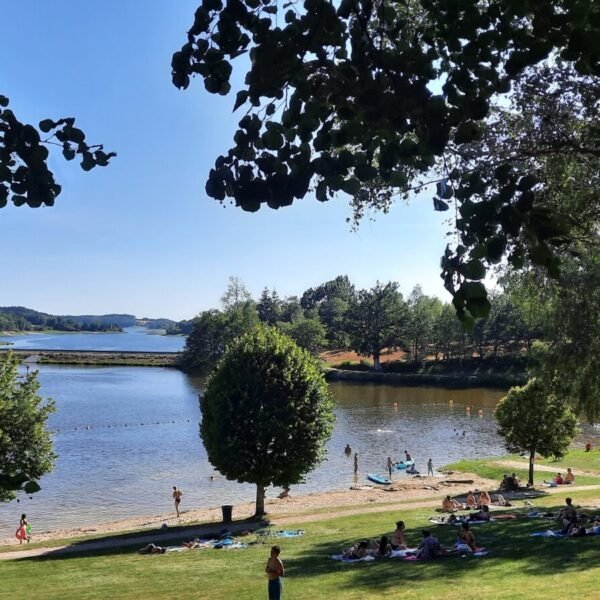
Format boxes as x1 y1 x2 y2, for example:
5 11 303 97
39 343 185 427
0 349 180 367
0 472 496 547
325 367 524 389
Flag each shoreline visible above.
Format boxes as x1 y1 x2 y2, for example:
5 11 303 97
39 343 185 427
0 473 497 547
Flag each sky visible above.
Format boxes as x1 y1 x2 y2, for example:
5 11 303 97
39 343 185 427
1 0 451 320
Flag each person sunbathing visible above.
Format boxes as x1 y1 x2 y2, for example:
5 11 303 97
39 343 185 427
466 491 478 508
456 522 476 552
492 493 510 506
558 497 578 533
343 540 371 559
374 536 392 557
477 490 492 507
469 505 491 522
554 473 564 485
139 543 166 555
442 495 465 512
564 468 575 484
390 521 407 549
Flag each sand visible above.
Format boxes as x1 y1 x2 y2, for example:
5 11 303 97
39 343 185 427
0 473 496 546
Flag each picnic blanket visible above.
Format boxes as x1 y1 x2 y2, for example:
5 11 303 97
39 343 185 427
429 517 495 526
330 554 376 563
273 530 305 538
530 530 565 538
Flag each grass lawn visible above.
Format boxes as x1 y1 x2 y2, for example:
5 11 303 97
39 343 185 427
1 491 600 599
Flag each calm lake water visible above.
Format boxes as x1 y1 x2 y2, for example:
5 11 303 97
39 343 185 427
0 364 513 539
0 326 186 352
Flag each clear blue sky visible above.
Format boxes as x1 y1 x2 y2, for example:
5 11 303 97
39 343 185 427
1 1 450 320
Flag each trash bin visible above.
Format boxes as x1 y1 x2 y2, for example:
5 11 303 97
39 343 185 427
221 504 233 524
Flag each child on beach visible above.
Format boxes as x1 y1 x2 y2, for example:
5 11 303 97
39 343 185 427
265 545 284 600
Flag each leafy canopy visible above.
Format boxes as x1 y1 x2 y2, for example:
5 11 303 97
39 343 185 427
0 95 115 208
200 325 333 514
0 353 56 502
173 0 600 321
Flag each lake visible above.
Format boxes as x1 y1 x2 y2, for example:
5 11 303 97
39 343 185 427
0 326 186 352
0 364 513 539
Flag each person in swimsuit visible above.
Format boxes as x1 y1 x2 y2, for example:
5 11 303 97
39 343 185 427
477 490 492 507
172 486 183 517
466 491 477 508
405 450 412 462
354 452 359 475
266 545 285 600
564 468 575 484
17 514 30 544
390 521 407 550
343 540 370 559
386 456 393 479
456 522 476 552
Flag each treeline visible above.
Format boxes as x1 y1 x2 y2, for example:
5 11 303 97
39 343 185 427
0 307 123 333
180 274 545 373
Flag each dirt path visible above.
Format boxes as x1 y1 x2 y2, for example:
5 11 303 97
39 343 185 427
3 481 600 562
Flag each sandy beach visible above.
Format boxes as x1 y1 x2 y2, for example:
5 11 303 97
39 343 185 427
0 473 497 546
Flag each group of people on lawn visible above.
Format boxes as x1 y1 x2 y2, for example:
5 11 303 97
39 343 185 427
441 489 508 513
342 519 479 560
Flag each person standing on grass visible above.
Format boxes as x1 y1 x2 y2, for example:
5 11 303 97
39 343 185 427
172 486 183 517
354 452 359 475
427 458 434 476
266 545 284 600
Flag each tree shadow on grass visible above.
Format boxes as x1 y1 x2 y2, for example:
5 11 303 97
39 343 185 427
284 513 600 594
16 517 266 562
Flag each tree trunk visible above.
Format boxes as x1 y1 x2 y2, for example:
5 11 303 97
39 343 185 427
255 484 266 517
373 352 381 371
528 448 535 486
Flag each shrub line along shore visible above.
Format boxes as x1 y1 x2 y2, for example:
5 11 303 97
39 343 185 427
1 349 525 387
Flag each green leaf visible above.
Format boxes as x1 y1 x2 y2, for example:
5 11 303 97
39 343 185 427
460 259 486 280
233 90 248 111
39 119 55 133
433 197 449 211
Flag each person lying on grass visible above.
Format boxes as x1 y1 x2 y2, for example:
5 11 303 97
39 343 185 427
390 521 407 550
416 530 447 560
455 522 476 552
442 495 465 512
469 505 491 522
343 540 372 560
139 543 166 555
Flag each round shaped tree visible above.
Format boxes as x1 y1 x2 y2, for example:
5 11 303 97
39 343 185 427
200 325 334 516
0 353 56 502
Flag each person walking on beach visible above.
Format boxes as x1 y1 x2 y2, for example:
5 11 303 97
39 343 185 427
16 514 31 544
386 456 393 479
172 486 183 517
427 458 434 476
354 452 359 475
265 545 285 600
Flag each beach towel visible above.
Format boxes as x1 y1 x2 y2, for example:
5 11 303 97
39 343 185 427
530 530 565 538
273 530 304 538
429 517 494 526
390 548 418 558
330 554 376 563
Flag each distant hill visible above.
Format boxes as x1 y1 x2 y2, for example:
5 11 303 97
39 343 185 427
0 307 124 333
0 307 187 335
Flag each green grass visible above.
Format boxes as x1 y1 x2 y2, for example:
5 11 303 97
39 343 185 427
1 492 600 599
444 456 600 487
535 449 600 472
